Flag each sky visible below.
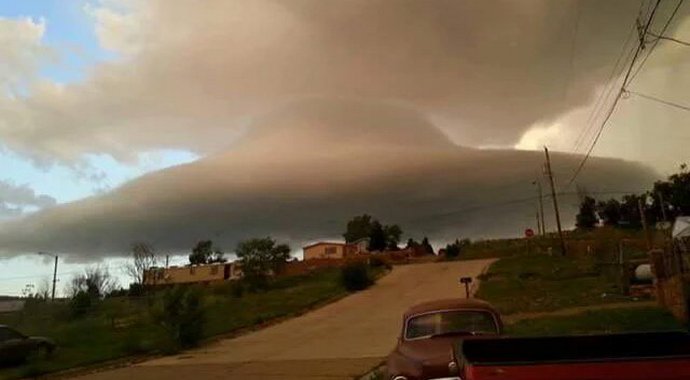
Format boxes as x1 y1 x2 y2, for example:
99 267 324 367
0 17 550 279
0 0 688 295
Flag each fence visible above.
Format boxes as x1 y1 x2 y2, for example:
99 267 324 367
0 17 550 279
650 242 690 323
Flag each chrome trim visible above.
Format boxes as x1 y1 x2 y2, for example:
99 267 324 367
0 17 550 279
403 308 500 341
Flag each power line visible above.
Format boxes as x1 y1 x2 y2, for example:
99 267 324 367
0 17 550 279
629 0 685 84
572 19 639 153
626 89 690 111
572 1 650 154
648 32 690 47
567 0 663 187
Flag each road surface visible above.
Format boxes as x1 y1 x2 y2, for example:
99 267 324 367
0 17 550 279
75 259 494 380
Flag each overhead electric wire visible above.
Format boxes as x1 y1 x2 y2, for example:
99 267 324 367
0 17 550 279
626 89 690 111
572 21 639 154
567 0 663 187
629 0 685 85
648 32 690 47
572 1 652 154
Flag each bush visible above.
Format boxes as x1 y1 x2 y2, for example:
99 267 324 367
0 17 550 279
369 256 392 270
69 291 93 318
128 283 145 297
230 281 244 298
341 262 373 291
155 286 205 349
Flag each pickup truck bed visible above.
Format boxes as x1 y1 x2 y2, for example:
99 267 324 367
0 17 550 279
458 331 690 380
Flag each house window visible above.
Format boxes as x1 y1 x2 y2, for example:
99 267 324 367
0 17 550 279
190 267 196 275
325 246 337 255
211 266 219 275
156 270 164 280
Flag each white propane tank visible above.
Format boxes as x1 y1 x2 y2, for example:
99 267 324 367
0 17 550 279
634 264 653 282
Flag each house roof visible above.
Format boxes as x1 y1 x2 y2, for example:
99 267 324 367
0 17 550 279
403 298 498 319
302 241 352 250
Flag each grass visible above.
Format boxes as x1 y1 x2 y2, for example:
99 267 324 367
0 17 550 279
460 227 659 261
475 254 632 315
0 267 381 379
506 306 685 336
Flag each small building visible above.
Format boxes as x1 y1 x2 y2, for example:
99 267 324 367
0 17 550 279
352 237 370 253
144 262 243 286
302 242 359 260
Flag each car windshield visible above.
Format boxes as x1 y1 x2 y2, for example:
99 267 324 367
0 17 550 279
405 310 498 340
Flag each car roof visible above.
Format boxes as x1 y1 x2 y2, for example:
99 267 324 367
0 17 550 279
403 298 498 319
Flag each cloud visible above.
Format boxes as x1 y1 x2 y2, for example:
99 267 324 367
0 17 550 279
0 16 53 93
0 180 57 218
0 98 657 260
1 0 687 168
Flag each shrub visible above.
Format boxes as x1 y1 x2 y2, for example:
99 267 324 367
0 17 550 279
369 256 392 270
155 286 205 348
341 262 373 291
69 291 93 318
230 281 244 298
128 283 145 297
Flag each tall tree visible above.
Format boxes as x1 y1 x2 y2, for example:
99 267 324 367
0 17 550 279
576 196 597 229
189 240 225 264
421 237 434 255
597 199 622 226
69 266 118 298
343 214 374 243
384 224 402 249
368 221 387 251
124 242 157 285
236 237 291 289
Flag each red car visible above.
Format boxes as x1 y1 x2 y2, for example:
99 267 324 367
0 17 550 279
456 331 690 380
386 298 503 380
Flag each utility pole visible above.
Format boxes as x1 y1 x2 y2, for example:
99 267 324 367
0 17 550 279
532 180 546 236
536 210 542 236
544 147 566 256
165 255 170 269
638 197 651 250
657 192 668 222
52 255 58 301
38 252 58 301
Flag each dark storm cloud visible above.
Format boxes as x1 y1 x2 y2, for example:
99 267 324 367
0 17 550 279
0 99 656 259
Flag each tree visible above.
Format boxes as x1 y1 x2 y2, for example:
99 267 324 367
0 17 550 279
651 163 690 219
421 237 434 255
405 238 419 249
124 242 157 285
343 214 374 243
384 224 402 249
236 237 291 289
576 196 597 230
189 240 225 265
368 221 387 251
445 239 461 259
597 199 622 226
69 266 118 299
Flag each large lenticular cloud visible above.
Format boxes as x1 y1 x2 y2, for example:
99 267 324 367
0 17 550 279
0 98 657 260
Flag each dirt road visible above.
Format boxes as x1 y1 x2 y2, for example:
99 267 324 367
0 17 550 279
75 259 494 380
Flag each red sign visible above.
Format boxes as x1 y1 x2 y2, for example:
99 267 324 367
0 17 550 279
525 228 535 238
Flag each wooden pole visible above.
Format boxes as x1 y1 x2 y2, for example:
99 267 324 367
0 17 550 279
544 147 566 256
638 197 651 250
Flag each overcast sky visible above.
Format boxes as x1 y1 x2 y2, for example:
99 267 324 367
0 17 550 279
0 0 688 293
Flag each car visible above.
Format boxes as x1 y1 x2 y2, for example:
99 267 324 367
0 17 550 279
386 298 503 380
456 331 690 380
0 325 56 367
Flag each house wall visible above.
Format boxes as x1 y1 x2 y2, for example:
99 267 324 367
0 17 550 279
304 244 348 260
145 262 241 286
